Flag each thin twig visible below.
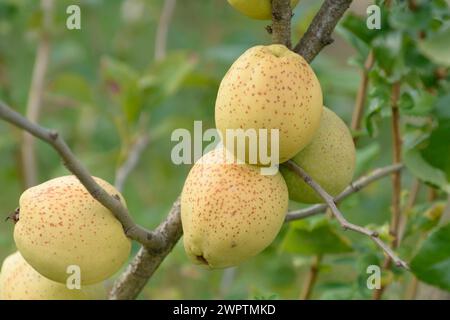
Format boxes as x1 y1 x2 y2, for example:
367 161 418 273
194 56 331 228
389 82 403 247
351 51 374 144
373 82 403 300
0 100 160 248
271 0 292 48
398 179 421 243
427 187 437 202
115 134 150 193
299 255 322 300
293 0 353 62
285 163 404 222
284 160 408 269
154 0 177 61
21 0 53 188
406 276 419 300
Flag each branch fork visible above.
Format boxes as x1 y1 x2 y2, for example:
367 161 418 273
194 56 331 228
284 160 409 269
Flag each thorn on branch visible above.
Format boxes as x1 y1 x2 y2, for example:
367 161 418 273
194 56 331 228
266 25 273 34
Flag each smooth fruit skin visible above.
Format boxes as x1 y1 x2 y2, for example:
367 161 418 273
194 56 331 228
281 107 356 203
0 252 106 300
181 147 289 268
227 0 300 20
215 44 323 164
14 176 131 285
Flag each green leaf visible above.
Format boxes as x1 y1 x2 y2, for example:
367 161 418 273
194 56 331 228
411 223 450 292
336 14 371 67
281 217 353 255
355 143 380 177
388 1 433 33
418 24 450 66
404 202 446 239
339 13 377 45
100 56 142 123
365 77 391 136
421 96 450 181
371 31 412 82
318 282 355 300
399 88 436 116
139 52 197 104
49 73 92 104
404 148 450 193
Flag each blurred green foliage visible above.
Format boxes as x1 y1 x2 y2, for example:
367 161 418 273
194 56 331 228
0 0 449 299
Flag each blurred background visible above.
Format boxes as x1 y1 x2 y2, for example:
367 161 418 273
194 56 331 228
0 0 449 299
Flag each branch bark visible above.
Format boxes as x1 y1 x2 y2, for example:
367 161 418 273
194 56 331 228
21 0 53 188
0 100 159 248
271 0 292 48
109 198 182 300
373 81 403 300
284 160 408 269
389 82 403 247
154 0 177 61
351 51 374 144
293 0 353 62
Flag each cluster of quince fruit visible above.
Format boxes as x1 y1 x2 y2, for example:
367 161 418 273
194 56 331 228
180 1 355 269
0 176 130 299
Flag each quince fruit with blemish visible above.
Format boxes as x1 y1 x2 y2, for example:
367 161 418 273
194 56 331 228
227 0 300 20
0 252 106 300
14 175 131 285
181 147 288 268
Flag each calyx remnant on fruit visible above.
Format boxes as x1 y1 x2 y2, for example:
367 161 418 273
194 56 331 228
181 147 289 268
5 208 19 224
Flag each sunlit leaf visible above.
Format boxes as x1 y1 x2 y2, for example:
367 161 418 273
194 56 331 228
100 56 142 123
418 24 450 66
404 148 450 193
281 217 353 255
140 52 197 104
